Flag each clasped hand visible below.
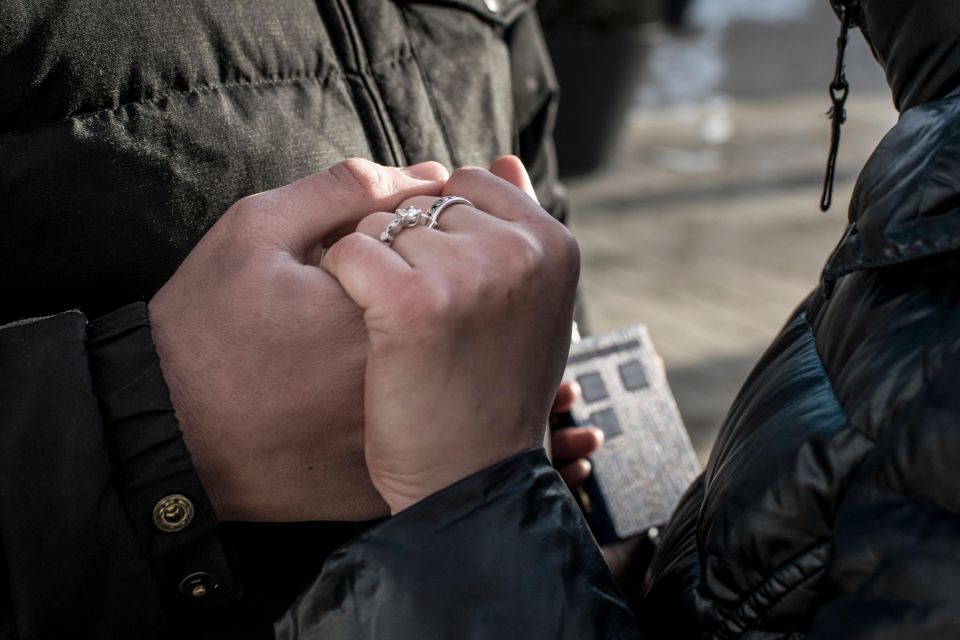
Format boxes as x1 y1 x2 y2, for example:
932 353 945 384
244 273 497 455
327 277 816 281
150 156 595 520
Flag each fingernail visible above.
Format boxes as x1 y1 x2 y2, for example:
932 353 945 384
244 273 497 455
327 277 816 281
589 427 605 445
579 459 592 475
402 161 449 181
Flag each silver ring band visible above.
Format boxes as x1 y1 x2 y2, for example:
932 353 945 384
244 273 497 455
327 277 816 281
424 196 474 230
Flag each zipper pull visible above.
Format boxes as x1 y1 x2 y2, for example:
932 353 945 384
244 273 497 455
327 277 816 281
821 5 854 212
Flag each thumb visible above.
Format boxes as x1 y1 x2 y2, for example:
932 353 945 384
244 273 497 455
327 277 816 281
489 155 538 203
275 159 448 257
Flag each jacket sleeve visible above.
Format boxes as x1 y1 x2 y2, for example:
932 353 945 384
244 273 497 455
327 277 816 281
808 356 960 639
0 303 241 639
276 449 641 640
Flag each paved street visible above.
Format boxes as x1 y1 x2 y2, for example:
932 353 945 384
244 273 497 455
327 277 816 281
565 2 898 460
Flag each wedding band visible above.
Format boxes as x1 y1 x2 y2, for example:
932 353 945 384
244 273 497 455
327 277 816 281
424 196 473 230
380 206 424 245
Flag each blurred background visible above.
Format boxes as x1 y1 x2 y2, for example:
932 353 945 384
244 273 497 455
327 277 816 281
542 0 898 461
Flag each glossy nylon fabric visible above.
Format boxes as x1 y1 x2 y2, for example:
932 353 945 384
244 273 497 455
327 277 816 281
278 450 641 640
637 3 960 636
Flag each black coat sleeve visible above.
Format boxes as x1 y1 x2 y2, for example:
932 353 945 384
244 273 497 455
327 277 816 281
276 449 641 640
0 303 241 639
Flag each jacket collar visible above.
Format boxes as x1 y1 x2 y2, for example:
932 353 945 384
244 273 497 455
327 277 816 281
854 0 960 113
822 88 960 287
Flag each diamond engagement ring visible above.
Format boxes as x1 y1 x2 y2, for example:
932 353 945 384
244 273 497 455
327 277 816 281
423 196 474 229
380 206 424 245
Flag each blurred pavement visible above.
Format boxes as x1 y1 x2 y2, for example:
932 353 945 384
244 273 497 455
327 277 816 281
566 0 899 461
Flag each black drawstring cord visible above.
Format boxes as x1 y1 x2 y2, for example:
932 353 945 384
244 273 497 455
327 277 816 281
821 6 853 212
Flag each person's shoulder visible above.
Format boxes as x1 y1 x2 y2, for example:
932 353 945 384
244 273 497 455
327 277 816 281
853 92 960 220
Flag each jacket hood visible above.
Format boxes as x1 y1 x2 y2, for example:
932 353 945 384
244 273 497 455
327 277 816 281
822 89 960 287
855 0 960 112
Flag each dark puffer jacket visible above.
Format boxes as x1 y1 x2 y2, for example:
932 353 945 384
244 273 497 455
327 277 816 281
640 2 960 637
0 1 576 638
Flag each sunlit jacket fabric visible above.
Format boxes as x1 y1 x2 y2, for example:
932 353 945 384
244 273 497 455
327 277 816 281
0 1 565 638
640 5 960 634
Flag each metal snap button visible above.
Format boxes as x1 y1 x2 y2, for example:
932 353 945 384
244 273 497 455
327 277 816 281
483 0 503 13
153 494 194 533
179 572 216 599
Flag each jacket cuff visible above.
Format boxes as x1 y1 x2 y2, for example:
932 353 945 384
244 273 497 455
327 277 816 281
86 302 242 612
278 449 639 639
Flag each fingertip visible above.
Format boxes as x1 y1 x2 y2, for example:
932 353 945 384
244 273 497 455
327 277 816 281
489 155 537 202
489 155 523 176
588 426 605 447
578 458 592 476
552 381 582 414
322 231 382 276
403 161 450 182
559 458 593 488
552 380 579 411
321 231 413 311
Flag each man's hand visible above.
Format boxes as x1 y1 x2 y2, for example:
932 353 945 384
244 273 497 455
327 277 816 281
323 156 580 513
149 159 447 522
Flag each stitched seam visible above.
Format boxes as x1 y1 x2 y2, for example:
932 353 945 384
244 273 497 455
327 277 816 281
1 310 84 330
710 540 831 640
2 68 341 136
823 237 960 281
367 47 417 76
329 0 405 166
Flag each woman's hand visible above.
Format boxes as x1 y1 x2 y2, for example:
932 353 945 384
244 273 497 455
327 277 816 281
550 381 605 488
323 156 581 513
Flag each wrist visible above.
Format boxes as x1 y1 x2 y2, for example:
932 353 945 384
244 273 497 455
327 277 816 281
376 447 550 515
146 297 222 513
374 443 539 515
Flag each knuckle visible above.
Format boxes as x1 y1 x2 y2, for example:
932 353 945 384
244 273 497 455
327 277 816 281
444 165 486 194
332 231 370 260
225 193 277 248
554 226 581 274
410 160 448 180
450 165 484 180
506 230 547 277
526 220 580 280
330 157 388 201
356 212 388 237
226 193 261 225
